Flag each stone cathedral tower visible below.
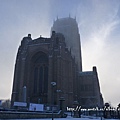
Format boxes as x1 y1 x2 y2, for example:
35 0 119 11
11 17 104 109
51 17 82 71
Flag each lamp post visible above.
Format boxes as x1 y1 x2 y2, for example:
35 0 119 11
56 89 62 105
51 82 56 120
59 97 65 110
73 100 79 118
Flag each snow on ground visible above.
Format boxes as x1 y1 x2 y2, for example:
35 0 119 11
29 117 118 120
4 116 118 120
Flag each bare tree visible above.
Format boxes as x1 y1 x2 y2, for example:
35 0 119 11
2 99 11 109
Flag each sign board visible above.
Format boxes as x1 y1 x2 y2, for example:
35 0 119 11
29 103 44 111
14 102 27 107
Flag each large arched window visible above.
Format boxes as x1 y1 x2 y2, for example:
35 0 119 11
31 52 48 96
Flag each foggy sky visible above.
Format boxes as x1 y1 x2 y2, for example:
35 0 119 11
0 0 120 107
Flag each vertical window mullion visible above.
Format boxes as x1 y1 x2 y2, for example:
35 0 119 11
39 66 43 93
34 67 38 94
44 66 48 93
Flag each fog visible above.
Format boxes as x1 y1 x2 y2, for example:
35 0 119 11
0 0 120 106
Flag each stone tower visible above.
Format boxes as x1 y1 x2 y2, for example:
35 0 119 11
51 17 82 71
11 17 104 109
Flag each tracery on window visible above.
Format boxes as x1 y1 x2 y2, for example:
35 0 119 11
32 52 48 96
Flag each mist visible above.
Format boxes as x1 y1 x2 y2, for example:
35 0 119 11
0 0 120 107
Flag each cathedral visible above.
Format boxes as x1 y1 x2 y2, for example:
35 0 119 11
11 17 104 109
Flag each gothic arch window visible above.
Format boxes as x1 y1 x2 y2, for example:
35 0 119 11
31 52 48 96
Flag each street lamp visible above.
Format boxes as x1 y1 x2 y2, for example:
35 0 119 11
59 96 65 110
51 82 56 86
51 82 56 120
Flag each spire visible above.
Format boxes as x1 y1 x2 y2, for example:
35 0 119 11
53 19 55 23
75 16 76 20
93 66 97 75
57 15 58 20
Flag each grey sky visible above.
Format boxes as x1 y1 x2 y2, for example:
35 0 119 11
0 0 120 107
